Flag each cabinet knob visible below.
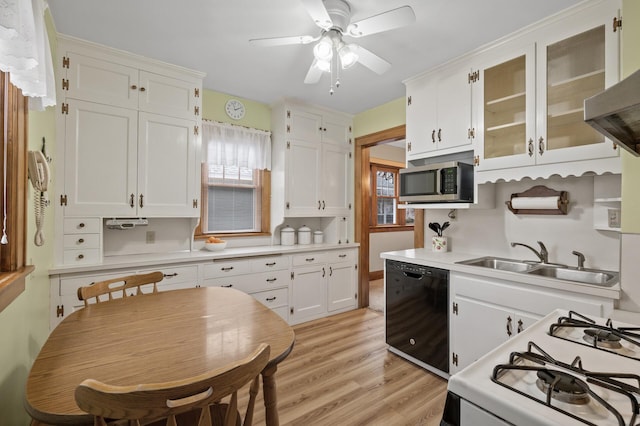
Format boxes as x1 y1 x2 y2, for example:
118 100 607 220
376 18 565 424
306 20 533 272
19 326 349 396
77 254 84 260
78 238 84 244
528 138 534 157
139 87 146 92
130 85 137 90
538 137 545 156
78 222 85 228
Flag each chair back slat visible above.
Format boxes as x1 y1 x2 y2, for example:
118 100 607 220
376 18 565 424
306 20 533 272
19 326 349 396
77 271 164 306
75 343 270 426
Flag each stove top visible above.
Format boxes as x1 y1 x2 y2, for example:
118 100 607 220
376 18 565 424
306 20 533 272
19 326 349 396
447 310 640 426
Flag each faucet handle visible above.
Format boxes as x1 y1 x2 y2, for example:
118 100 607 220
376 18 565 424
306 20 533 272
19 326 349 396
572 251 585 269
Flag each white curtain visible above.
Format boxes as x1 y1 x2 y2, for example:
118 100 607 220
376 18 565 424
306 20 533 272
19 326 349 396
0 0 56 110
203 120 271 170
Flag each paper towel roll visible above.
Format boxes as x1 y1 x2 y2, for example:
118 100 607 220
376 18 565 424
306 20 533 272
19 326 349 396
510 196 560 210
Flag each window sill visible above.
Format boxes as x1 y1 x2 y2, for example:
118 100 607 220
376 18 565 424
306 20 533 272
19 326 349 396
0 265 35 314
369 225 414 233
196 232 272 240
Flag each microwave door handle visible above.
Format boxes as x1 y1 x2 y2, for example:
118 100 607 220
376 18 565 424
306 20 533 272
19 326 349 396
436 169 443 195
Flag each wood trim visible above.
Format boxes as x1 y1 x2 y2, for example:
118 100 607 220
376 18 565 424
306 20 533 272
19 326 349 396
369 270 383 281
369 225 414 233
414 209 425 248
354 124 405 309
370 157 405 168
0 72 31 313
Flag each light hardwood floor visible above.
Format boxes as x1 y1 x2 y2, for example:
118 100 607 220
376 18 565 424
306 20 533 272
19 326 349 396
242 307 448 425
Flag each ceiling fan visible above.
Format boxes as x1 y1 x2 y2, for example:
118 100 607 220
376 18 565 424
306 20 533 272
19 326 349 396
250 0 415 93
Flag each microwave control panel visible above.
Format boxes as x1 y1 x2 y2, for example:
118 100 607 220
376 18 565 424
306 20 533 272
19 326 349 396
441 168 457 194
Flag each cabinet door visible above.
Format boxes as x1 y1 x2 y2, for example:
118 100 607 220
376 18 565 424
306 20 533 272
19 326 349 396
287 109 322 143
406 78 438 158
137 113 198 217
285 139 322 216
327 263 356 312
451 297 511 373
536 3 620 164
436 67 473 151
290 265 327 325
477 43 537 171
64 100 138 216
64 52 139 109
322 114 351 146
138 71 198 120
321 143 351 215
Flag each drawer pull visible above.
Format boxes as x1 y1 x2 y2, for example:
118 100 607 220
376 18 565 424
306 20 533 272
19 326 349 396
338 254 347 258
305 258 315 262
77 254 84 260
221 284 233 288
131 85 137 90
78 238 84 244
221 267 234 272
266 278 277 283
78 222 85 228
265 262 277 266
265 296 277 302
163 273 178 278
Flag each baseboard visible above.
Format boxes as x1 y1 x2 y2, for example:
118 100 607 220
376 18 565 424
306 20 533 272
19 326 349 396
369 270 383 281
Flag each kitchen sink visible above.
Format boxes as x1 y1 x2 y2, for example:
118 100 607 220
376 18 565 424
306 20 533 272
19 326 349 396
525 266 618 287
457 256 619 287
456 256 536 273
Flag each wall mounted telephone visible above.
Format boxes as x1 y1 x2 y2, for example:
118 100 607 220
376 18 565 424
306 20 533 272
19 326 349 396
28 150 50 246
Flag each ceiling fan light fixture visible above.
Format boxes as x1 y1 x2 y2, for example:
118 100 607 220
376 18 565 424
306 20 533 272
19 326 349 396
313 35 333 61
338 43 359 69
313 57 331 72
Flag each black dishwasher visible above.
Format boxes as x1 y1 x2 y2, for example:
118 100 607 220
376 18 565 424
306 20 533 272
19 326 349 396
385 259 449 376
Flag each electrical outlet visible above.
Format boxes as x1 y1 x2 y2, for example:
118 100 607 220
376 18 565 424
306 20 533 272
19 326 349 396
146 231 155 244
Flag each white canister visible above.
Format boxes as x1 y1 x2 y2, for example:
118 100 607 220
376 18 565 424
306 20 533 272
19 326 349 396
281 226 295 246
297 225 312 245
313 230 323 244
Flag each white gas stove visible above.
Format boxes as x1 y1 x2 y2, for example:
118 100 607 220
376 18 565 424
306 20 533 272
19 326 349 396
442 309 640 426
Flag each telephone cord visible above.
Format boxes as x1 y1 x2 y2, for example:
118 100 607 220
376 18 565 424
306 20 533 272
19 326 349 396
33 191 45 246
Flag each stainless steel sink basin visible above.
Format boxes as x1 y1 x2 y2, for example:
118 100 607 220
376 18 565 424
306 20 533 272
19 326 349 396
457 256 619 287
525 266 618 287
456 256 536 273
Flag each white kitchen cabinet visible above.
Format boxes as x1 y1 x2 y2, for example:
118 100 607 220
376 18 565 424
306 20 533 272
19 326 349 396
405 64 474 159
290 248 358 324
272 101 353 218
56 36 203 221
474 0 620 179
62 217 101 265
450 271 612 374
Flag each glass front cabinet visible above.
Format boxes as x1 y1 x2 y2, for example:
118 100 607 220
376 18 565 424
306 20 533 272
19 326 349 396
476 0 620 173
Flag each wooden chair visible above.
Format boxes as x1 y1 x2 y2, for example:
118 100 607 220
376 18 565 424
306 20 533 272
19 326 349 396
74 343 270 426
77 271 165 307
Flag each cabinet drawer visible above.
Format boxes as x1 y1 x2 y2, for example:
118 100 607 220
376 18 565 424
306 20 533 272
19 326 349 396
292 252 328 267
59 271 129 296
238 270 290 294
63 217 101 234
327 249 356 264
251 287 288 309
204 259 250 278
63 249 101 266
139 265 199 288
63 233 100 249
249 255 290 273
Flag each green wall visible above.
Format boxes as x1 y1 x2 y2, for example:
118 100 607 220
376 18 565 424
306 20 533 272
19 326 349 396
202 90 271 131
353 97 405 138
621 0 640 233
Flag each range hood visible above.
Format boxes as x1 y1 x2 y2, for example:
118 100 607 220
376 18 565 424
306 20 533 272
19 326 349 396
584 69 640 156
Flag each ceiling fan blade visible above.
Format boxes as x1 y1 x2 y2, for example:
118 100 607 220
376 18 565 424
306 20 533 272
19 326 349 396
346 6 415 37
355 46 391 75
300 0 333 30
250 35 318 47
304 60 324 84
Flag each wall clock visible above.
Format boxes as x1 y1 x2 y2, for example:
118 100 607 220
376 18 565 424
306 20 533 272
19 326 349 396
225 99 245 120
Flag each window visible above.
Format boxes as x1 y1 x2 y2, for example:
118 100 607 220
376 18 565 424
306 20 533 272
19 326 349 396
196 120 271 238
370 163 413 230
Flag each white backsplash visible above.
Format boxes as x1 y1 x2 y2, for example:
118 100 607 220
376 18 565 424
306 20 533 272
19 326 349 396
422 175 620 271
103 218 194 256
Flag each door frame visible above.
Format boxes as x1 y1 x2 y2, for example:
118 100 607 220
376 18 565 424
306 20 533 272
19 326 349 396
355 124 421 307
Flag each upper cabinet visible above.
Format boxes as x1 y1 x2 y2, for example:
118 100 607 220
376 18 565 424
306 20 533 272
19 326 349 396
405 65 474 159
406 0 621 183
56 36 204 217
271 102 353 218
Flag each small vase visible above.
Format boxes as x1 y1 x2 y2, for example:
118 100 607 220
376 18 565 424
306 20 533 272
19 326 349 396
432 236 448 252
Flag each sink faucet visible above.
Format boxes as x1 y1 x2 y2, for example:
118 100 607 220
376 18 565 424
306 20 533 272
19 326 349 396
572 250 585 270
510 241 549 264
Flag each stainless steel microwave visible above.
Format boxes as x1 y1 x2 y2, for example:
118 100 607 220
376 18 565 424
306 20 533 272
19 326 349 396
399 161 474 203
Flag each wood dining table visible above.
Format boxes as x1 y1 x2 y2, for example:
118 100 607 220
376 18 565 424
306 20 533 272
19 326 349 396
25 286 295 426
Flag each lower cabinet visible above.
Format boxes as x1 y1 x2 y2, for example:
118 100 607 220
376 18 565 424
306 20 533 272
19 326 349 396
450 271 614 374
290 248 358 325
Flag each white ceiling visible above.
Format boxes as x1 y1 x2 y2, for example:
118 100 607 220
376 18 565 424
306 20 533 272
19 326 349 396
47 0 584 115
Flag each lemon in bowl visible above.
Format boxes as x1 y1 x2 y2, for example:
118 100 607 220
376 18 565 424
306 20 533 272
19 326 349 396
204 237 227 251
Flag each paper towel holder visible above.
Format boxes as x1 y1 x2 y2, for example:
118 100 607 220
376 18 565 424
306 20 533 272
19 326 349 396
506 185 569 215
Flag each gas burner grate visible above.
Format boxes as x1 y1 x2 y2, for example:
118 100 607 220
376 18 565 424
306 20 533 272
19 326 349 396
548 311 640 361
491 341 640 426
